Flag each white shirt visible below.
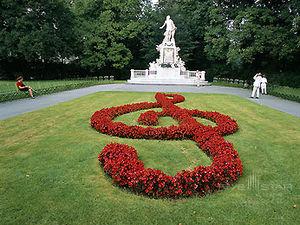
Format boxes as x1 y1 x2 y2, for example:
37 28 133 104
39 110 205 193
261 77 267 84
253 74 262 87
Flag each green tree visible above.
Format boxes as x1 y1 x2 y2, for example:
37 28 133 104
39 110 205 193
227 4 299 67
203 0 300 82
0 0 77 62
74 0 145 74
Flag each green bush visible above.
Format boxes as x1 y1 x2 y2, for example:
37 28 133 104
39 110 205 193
213 78 300 103
268 86 300 103
0 79 122 102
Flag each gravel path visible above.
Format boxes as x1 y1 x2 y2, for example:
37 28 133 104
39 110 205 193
0 84 299 120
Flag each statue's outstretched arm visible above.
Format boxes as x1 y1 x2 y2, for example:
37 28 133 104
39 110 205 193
160 22 166 29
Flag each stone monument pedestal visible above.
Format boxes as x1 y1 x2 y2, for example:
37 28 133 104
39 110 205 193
157 67 181 78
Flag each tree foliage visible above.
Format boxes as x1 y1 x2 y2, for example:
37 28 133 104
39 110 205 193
0 0 299 86
204 0 300 80
0 0 76 62
73 0 144 72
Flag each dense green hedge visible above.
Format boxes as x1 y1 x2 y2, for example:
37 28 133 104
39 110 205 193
268 86 300 103
212 78 300 103
0 80 121 102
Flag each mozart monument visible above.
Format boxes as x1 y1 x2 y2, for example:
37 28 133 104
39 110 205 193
128 15 208 85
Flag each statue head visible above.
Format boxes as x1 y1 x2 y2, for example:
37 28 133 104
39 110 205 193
166 15 170 20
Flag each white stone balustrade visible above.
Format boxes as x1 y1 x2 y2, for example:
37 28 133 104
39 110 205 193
131 69 149 78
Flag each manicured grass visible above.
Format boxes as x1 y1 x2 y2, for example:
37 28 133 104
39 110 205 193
0 79 124 102
0 92 299 225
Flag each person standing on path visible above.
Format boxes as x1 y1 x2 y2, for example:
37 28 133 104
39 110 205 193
261 75 268 95
16 76 35 99
251 72 262 99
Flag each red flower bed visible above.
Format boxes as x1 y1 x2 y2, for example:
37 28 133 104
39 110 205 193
91 93 243 198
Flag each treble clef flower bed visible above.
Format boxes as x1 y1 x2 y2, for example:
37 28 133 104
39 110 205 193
91 93 243 198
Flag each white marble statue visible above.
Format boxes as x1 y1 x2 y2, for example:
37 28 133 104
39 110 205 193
178 58 186 71
200 71 206 81
128 14 207 86
149 62 158 71
196 70 206 86
160 15 177 43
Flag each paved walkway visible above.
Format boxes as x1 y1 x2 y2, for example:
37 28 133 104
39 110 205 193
0 84 299 120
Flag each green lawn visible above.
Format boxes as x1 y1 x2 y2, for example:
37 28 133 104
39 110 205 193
0 92 299 225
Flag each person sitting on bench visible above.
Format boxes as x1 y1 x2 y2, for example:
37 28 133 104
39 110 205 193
16 76 35 99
